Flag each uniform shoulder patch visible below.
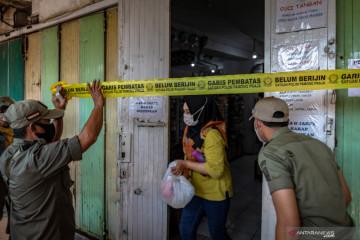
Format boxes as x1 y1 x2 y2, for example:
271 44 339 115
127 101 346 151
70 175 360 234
260 160 271 181
26 111 40 121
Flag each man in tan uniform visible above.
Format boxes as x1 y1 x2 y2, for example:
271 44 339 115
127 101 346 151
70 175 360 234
250 97 354 240
0 79 103 240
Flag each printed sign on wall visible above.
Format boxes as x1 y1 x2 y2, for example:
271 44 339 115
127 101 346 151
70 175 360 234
129 97 163 119
278 42 319 72
348 59 360 97
276 0 327 33
288 115 326 142
273 90 326 142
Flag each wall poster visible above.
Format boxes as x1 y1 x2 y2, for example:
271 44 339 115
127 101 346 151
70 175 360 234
273 91 326 142
129 97 164 119
277 41 319 72
348 59 360 97
275 41 325 142
276 0 327 33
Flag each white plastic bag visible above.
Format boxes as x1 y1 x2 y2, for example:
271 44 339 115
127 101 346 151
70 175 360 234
161 161 194 209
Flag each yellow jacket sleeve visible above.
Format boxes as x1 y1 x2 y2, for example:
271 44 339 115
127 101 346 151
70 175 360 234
203 129 226 179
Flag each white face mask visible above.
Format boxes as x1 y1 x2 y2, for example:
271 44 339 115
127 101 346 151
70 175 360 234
254 120 266 143
183 98 208 126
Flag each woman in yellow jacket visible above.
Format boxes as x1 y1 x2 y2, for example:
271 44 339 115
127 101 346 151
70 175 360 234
171 95 233 240
0 96 15 156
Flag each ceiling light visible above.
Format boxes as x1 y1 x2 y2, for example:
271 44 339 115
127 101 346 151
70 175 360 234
191 63 195 67
252 39 258 59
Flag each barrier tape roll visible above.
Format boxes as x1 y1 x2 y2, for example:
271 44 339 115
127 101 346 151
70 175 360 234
50 69 360 98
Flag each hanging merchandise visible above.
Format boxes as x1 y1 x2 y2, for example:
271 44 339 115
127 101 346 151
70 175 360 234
170 97 184 147
226 95 245 160
277 42 319 72
276 0 327 33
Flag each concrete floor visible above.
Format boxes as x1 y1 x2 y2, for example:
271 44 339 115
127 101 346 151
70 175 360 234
197 154 262 240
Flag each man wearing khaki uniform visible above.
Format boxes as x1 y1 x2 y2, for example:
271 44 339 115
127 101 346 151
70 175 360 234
0 80 104 240
250 97 354 240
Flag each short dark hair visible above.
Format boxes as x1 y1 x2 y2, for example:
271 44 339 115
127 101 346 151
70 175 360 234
261 120 288 127
13 126 28 139
273 111 285 118
259 111 288 127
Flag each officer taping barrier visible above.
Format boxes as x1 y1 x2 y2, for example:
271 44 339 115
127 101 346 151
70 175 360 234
50 69 360 98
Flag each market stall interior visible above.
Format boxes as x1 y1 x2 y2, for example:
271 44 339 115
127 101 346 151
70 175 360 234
170 0 265 239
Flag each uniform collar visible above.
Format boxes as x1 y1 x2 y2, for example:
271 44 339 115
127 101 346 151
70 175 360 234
269 127 291 142
13 138 35 146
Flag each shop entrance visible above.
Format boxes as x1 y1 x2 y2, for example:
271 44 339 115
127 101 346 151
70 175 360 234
169 94 263 240
170 1 265 239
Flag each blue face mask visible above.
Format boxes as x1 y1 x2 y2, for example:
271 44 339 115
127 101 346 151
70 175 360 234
35 122 55 143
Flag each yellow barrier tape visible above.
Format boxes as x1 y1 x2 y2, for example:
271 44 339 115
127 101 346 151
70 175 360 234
50 69 360 98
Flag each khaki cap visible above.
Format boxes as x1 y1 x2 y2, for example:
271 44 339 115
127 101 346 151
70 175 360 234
3 100 64 129
249 97 289 122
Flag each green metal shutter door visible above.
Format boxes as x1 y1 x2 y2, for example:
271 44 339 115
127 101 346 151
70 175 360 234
0 40 24 101
79 13 105 238
0 42 8 96
336 0 360 227
42 27 59 106
9 39 24 101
